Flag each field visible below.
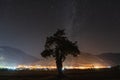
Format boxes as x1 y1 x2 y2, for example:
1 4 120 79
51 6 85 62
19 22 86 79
0 68 120 80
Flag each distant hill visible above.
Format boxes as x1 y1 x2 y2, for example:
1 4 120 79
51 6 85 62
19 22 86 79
64 52 108 66
98 53 120 66
33 52 108 66
0 46 39 66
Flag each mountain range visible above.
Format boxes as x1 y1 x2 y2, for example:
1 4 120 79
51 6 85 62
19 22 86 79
0 46 120 67
98 53 120 66
0 46 39 66
33 52 109 66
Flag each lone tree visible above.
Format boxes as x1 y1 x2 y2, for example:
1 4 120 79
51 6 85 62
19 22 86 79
41 29 80 76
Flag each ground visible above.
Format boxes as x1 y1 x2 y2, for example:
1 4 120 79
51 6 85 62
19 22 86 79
0 68 120 80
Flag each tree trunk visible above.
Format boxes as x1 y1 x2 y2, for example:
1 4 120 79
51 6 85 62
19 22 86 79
56 59 63 77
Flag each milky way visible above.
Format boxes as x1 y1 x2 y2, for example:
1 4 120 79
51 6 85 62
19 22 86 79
0 0 120 59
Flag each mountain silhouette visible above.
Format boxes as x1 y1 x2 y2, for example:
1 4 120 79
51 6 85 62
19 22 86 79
63 52 108 66
0 46 39 66
98 53 120 66
33 52 108 67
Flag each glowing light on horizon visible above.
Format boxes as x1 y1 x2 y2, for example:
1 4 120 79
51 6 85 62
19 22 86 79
16 64 110 70
0 64 111 70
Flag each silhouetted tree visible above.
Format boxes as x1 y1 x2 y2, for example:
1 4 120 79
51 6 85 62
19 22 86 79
41 29 80 77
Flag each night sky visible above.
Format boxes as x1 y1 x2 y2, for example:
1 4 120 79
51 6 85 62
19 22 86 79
0 0 120 58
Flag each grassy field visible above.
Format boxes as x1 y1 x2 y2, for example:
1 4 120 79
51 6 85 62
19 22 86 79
0 68 120 80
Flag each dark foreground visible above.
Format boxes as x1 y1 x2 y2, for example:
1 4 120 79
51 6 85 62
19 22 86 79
0 68 120 80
